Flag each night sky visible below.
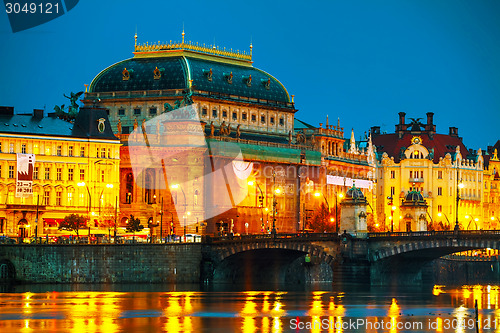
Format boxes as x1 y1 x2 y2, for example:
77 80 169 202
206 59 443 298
1 0 499 150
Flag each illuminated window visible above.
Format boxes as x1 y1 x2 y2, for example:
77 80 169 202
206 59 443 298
68 146 73 157
80 169 85 181
438 171 442 179
8 165 14 178
56 168 62 181
80 147 85 157
390 171 395 179
101 170 105 182
45 168 50 180
438 187 442 196
44 190 50 206
96 147 100 158
45 146 51 155
438 205 442 213
409 171 413 178
390 186 395 196
68 168 74 181
56 191 62 206
107 148 111 158
9 143 14 153
57 146 62 156
67 191 73 206
0 142 2 152
34 167 38 180
101 148 106 158
33 143 39 154
21 144 26 154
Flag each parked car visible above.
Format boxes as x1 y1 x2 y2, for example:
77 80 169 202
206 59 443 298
0 236 16 244
184 234 202 243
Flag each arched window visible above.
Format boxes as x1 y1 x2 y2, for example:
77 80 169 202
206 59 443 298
126 173 134 204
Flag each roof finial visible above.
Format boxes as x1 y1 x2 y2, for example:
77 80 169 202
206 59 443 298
250 42 253 59
326 115 329 127
134 30 138 49
337 117 340 129
182 24 185 44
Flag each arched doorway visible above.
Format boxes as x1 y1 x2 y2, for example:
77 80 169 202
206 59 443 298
18 219 28 239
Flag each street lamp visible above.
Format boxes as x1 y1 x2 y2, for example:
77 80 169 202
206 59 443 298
314 190 331 227
78 182 91 221
171 184 187 241
272 170 278 237
248 180 265 233
455 159 464 231
387 196 396 232
98 183 113 216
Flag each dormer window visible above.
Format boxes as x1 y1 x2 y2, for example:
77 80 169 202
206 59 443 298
153 67 162 80
262 78 271 90
203 68 213 82
243 75 252 87
224 72 233 84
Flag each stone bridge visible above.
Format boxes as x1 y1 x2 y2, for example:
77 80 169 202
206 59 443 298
202 230 500 285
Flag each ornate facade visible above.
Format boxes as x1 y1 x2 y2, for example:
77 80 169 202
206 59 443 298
83 33 375 236
372 112 485 231
0 106 120 238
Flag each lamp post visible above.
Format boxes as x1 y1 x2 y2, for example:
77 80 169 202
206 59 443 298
465 215 479 230
272 170 277 237
171 184 187 241
98 183 114 217
455 160 464 231
490 216 500 230
335 192 344 233
314 190 331 227
437 212 451 229
159 197 164 243
78 182 91 221
248 180 265 233
387 196 396 233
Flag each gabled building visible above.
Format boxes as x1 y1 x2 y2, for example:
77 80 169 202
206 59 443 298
371 112 484 231
0 106 120 238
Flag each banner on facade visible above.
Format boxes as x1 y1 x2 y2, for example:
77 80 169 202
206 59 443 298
16 154 35 198
326 175 373 189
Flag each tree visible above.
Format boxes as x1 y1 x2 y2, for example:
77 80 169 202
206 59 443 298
59 214 87 237
126 215 143 241
309 203 336 233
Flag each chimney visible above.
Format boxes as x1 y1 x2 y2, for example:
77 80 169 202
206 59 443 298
426 112 435 137
371 126 381 137
396 112 407 138
449 127 458 137
398 112 406 126
33 109 44 119
0 106 14 116
426 112 434 126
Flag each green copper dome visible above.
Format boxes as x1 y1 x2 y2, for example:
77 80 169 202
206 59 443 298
89 54 291 106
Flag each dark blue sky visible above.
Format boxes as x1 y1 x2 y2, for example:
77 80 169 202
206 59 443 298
1 0 499 150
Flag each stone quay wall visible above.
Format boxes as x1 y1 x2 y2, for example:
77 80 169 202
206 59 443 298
0 244 202 284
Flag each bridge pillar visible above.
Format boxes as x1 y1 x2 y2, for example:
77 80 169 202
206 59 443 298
370 258 426 285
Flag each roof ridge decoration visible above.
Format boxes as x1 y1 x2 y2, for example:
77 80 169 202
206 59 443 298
133 32 252 63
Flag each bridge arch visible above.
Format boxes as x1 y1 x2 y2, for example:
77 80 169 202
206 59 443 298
204 240 337 285
0 259 16 281
371 239 500 262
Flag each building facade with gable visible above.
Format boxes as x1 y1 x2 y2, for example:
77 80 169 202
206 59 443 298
82 33 375 236
0 106 120 239
371 112 485 231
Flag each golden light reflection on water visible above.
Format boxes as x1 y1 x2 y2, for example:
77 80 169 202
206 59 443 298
4 285 500 332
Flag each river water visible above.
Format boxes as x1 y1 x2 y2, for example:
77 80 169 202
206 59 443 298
0 283 499 332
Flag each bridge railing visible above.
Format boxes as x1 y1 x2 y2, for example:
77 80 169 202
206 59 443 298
204 232 339 244
367 230 500 240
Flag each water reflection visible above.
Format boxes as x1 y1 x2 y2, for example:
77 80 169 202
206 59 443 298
1 285 500 332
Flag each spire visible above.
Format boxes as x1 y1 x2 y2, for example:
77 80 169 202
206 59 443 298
326 115 329 127
337 117 340 129
349 128 357 154
182 27 185 44
134 31 138 48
